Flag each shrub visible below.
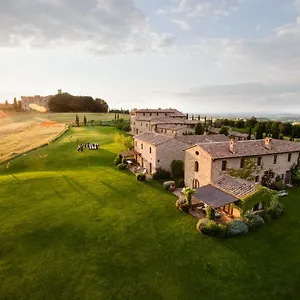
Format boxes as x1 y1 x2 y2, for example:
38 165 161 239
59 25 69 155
177 178 185 188
196 219 208 232
122 123 131 132
117 163 127 170
206 206 215 220
122 157 127 164
171 160 184 177
114 156 122 165
267 193 284 219
198 220 224 236
176 198 189 212
270 181 286 191
227 220 248 236
152 168 171 180
163 181 175 190
243 213 264 230
136 173 146 181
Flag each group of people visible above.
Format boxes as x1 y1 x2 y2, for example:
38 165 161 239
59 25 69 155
77 142 99 152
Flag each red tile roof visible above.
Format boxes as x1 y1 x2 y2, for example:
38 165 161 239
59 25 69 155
196 139 300 159
134 132 174 145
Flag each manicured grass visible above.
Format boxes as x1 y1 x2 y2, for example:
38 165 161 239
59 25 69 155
1 127 300 299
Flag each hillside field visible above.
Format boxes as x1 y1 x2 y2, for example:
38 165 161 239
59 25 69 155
1 125 300 299
0 112 128 164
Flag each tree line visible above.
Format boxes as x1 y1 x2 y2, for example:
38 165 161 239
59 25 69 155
49 93 109 113
0 98 22 112
213 117 300 140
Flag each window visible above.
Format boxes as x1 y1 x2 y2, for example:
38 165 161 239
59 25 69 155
195 151 199 155
157 160 160 163
194 161 199 172
240 158 245 168
143 113 145 116
141 123 142 126
255 176 260 182
149 147 152 154
146 123 148 127
257 156 262 166
150 113 152 116
141 144 143 150
157 113 159 116
273 155 277 164
135 141 137 147
288 153 292 162
222 160 227 171
134 122 135 125
165 113 167 116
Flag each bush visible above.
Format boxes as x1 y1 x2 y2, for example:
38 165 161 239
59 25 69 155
117 163 127 170
197 220 227 236
122 123 131 132
122 157 127 164
176 198 189 212
114 156 122 166
244 214 264 230
227 220 248 236
152 168 171 180
206 206 215 220
267 203 284 219
177 178 185 188
136 173 146 181
163 181 175 190
270 181 286 191
171 160 184 177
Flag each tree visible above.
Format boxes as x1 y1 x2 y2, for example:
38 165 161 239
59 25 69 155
75 114 79 127
261 169 275 188
17 100 22 111
4 100 8 107
171 160 184 177
204 116 207 126
279 123 293 137
235 119 245 129
227 158 257 181
272 122 280 139
13 98 18 111
83 115 87 126
247 127 252 140
255 123 264 139
114 133 134 151
195 122 204 135
219 126 229 136
95 98 109 113
246 116 258 129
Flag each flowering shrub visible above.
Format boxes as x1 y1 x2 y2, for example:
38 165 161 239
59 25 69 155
244 214 264 230
227 220 248 236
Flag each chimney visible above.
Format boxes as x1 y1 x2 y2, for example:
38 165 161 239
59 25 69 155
265 137 272 150
229 139 237 154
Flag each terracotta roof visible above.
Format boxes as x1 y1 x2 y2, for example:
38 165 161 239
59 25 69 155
178 134 229 145
134 132 173 145
212 175 258 199
135 109 185 116
120 150 140 157
157 124 189 131
149 117 187 124
196 139 300 159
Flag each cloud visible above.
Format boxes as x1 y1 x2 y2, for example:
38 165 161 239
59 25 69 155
171 19 191 30
157 8 167 15
172 0 243 19
0 0 174 54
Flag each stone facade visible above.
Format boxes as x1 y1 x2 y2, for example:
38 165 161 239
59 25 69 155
134 135 188 174
185 138 300 188
21 95 52 111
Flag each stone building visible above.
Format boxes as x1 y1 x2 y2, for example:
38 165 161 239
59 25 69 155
21 95 52 111
185 137 300 189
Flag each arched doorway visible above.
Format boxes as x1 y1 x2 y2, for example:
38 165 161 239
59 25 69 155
192 179 200 189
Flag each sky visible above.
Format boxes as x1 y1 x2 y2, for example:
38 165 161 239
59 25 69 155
1 0 300 114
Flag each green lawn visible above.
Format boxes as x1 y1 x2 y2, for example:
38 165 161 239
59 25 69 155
1 127 300 300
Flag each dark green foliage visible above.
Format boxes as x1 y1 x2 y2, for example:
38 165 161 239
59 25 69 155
136 173 146 181
270 181 286 191
83 115 87 126
171 160 184 177
177 178 185 188
267 194 284 219
291 165 300 186
219 126 229 136
235 119 245 128
114 156 122 165
197 220 226 236
227 158 256 181
152 168 171 180
206 206 215 220
272 122 280 139
243 213 265 231
115 119 130 132
117 163 127 170
246 116 258 129
75 114 80 127
261 169 275 188
195 123 204 135
122 157 127 164
255 123 264 139
48 93 109 112
227 220 248 236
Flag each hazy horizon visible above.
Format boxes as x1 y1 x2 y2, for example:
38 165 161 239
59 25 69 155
1 0 300 113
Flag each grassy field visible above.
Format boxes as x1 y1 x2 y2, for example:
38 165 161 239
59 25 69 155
0 112 128 164
1 126 300 299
